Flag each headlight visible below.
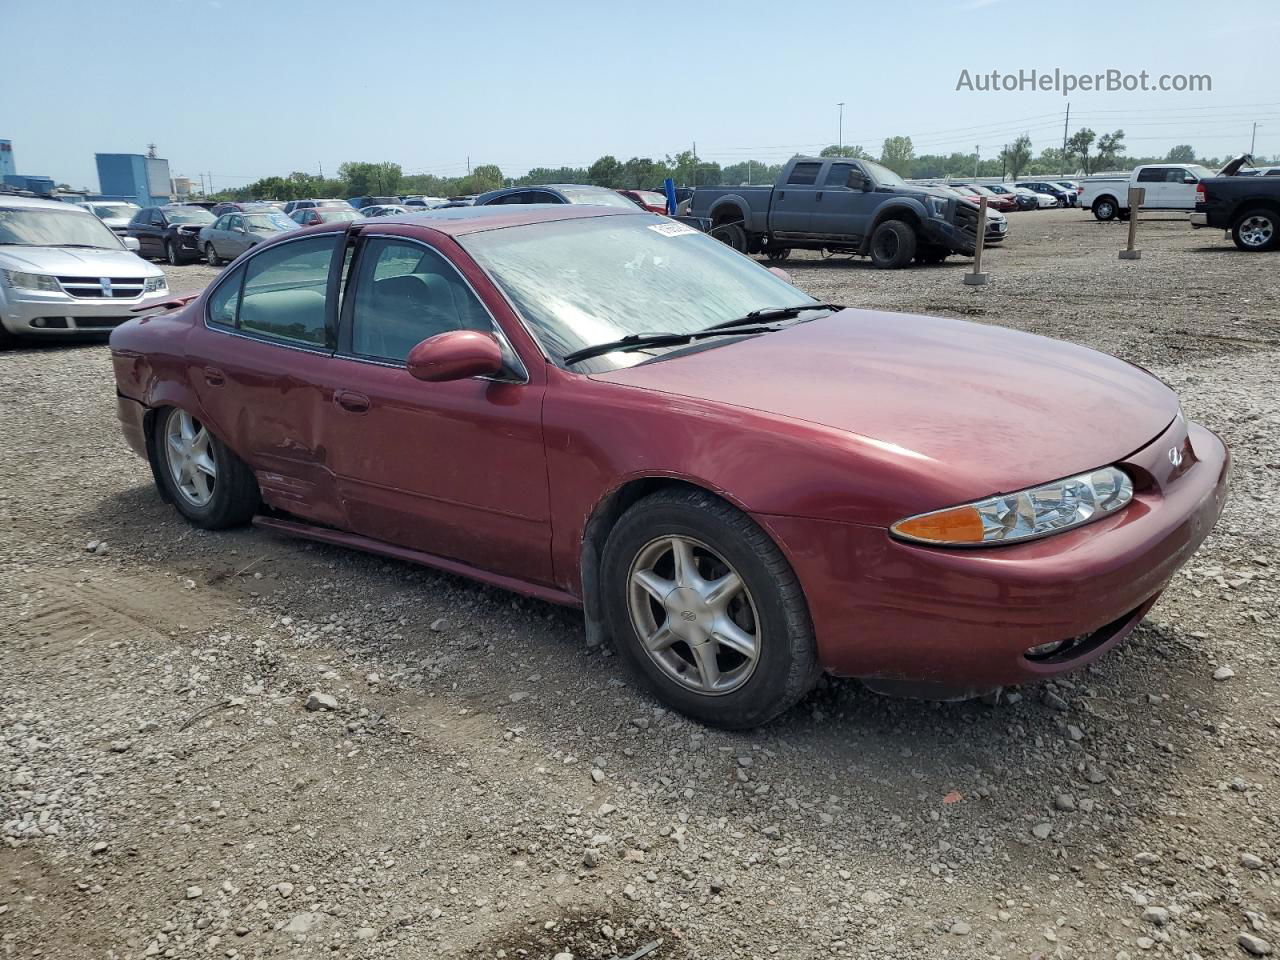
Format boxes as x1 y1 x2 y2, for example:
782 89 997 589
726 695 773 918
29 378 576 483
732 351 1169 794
891 466 1134 547
144 275 167 293
2 269 60 293
925 195 949 218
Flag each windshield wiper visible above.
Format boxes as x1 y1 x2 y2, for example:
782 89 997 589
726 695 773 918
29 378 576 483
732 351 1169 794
47 243 110 249
562 325 780 366
703 302 843 332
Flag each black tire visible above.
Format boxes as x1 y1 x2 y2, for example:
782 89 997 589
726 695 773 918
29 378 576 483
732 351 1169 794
0 322 15 350
153 407 261 529
165 241 181 266
762 242 791 262
205 244 222 267
869 219 917 269
1093 197 1118 221
601 488 818 728
710 221 748 253
914 245 949 265
1231 208 1279 252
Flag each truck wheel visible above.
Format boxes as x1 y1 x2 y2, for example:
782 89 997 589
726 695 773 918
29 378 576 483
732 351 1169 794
763 243 791 262
914 245 948 265
1093 197 1118 221
869 220 917 269
710 222 747 253
1231 209 1278 251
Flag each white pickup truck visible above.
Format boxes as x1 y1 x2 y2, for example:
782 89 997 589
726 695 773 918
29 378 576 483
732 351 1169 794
1079 163 1219 221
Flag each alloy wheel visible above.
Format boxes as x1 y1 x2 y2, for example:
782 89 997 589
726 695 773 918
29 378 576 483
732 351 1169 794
165 410 216 507
627 535 760 696
1239 215 1274 248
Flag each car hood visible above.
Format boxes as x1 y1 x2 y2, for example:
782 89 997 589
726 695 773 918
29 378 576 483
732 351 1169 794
590 309 1178 498
0 246 160 276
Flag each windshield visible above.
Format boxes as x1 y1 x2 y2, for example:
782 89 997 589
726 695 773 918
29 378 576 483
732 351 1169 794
461 215 816 370
246 213 294 231
317 209 360 222
859 159 907 187
90 203 139 219
165 207 215 225
0 206 123 249
557 187 640 209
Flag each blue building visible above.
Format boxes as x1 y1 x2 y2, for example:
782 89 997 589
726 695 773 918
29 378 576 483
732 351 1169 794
0 140 15 180
96 153 172 206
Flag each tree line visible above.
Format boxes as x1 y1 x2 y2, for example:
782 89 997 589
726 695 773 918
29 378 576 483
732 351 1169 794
216 134 1243 201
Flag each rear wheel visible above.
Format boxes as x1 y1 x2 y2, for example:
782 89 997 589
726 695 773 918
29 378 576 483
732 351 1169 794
205 244 222 266
710 221 748 253
1093 197 1118 221
869 219 917 268
165 241 181 266
601 488 818 728
154 407 260 529
1231 208 1278 251
762 242 791 262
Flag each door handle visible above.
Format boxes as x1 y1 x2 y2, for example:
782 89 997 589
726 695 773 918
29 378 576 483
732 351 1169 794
816 191 823 201
203 366 225 386
777 190 785 200
334 390 370 413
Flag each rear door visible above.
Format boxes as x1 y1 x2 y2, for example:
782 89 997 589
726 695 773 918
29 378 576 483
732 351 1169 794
810 161 878 241
769 160 824 236
1135 167 1170 208
190 232 350 528
320 228 554 582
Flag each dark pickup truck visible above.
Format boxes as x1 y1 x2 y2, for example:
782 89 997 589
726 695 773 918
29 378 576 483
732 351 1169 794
690 156 1007 268
1191 156 1280 251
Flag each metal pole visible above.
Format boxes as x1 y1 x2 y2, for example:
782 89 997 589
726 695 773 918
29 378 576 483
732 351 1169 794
1119 187 1144 260
1251 122 1258 154
692 141 697 187
1062 102 1070 159
837 102 845 151
963 197 989 286
974 144 980 178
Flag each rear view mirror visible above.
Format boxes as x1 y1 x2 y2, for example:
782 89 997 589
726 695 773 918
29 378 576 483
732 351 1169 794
406 330 504 382
122 236 140 252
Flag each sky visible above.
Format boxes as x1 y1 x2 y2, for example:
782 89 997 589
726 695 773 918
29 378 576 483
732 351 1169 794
6 0 1280 191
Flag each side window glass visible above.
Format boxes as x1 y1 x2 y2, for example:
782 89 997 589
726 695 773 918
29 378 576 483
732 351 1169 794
787 162 822 185
238 235 338 347
1136 168 1164 183
350 238 494 362
150 210 165 226
207 264 244 328
824 163 856 187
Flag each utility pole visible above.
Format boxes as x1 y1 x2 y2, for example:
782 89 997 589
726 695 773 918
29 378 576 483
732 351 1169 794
319 160 324 180
1062 102 1070 165
207 172 213 195
1001 144 1007 180
747 159 752 185
974 144 980 178
1251 122 1259 155
837 102 845 152
692 141 697 186
466 155 471 175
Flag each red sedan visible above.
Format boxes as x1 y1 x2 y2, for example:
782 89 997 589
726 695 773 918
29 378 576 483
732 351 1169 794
616 189 669 214
110 206 1228 728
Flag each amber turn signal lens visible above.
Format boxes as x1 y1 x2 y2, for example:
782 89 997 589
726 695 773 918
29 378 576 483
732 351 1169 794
891 506 984 544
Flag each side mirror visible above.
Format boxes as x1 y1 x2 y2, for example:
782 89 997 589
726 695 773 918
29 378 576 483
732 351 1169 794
406 330 504 382
767 266 794 284
122 236 140 252
847 173 870 191
1183 176 1197 184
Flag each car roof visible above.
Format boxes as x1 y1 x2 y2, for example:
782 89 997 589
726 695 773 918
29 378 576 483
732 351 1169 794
357 203 641 236
0 196 86 212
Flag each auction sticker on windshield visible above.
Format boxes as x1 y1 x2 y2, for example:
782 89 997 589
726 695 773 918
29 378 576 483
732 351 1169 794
648 222 699 238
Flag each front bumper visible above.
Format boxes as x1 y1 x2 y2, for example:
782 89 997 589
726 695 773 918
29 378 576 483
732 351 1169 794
1 287 172 335
760 418 1229 695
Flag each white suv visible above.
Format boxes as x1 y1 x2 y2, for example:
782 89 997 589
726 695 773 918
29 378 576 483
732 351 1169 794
0 197 170 345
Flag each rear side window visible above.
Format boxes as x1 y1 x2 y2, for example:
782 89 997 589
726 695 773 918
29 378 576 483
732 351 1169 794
218 235 339 347
1136 168 1167 182
787 162 822 185
349 238 494 362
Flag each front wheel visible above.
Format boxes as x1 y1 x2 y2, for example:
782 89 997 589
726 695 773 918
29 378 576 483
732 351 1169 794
205 244 222 266
869 219 917 268
710 221 748 253
762 242 791 262
1231 209 1278 251
165 241 181 266
601 488 818 728
154 407 261 529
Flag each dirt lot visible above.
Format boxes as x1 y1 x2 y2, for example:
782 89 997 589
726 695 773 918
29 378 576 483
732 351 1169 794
2 209 1279 960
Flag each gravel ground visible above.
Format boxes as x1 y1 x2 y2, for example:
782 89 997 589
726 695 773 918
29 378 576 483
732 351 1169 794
1 209 1278 960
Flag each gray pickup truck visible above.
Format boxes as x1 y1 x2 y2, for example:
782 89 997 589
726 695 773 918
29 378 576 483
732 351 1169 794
690 156 1007 268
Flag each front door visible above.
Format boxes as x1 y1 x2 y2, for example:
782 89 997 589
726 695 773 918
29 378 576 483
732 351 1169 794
810 161 878 241
321 232 553 583
769 160 824 236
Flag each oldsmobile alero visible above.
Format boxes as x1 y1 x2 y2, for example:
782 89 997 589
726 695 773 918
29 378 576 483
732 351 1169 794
109 205 1229 728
